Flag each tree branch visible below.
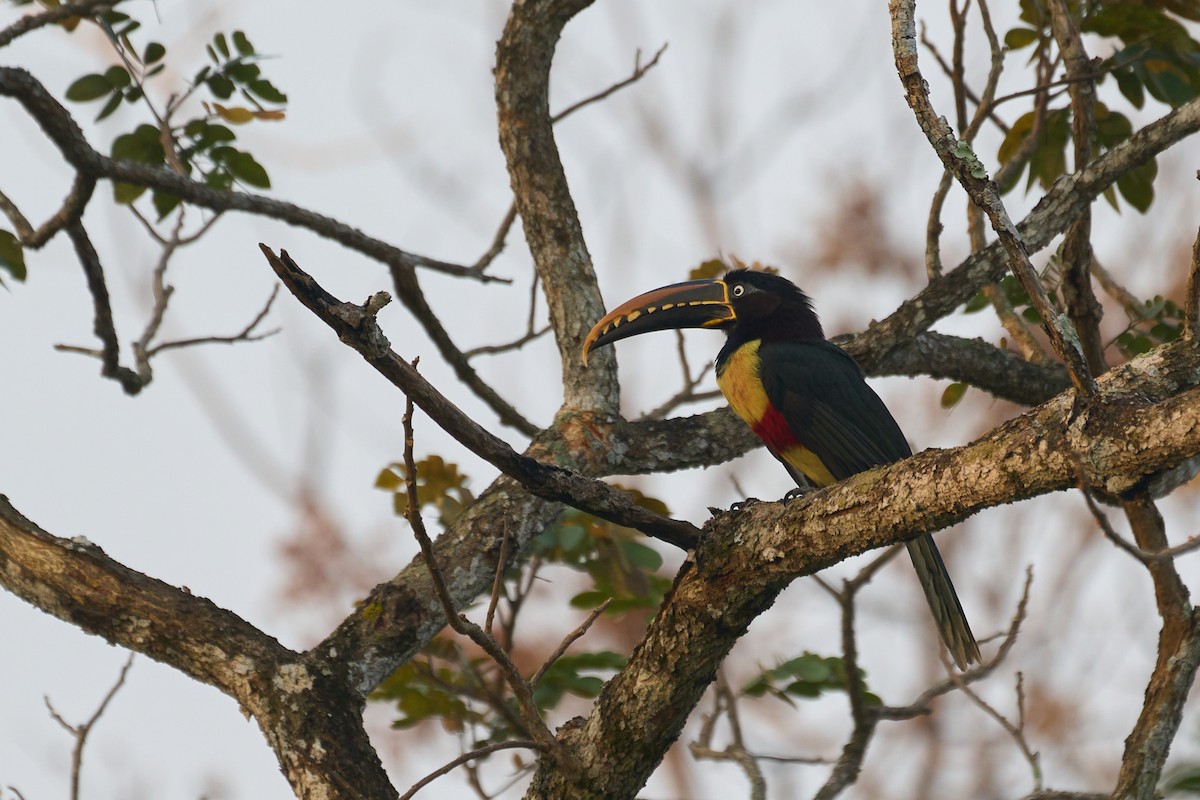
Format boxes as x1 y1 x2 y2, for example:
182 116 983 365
523 340 1200 798
853 87 1200 367
260 245 699 550
495 0 617 416
890 0 1096 394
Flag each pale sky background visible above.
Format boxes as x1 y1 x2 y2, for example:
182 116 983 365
3 1 1200 798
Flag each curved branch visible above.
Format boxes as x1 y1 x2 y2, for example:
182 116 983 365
524 339 1200 799
495 0 618 416
261 246 698 549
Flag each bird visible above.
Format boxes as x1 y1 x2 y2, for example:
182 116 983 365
582 267 980 669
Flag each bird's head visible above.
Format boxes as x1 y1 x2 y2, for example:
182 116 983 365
582 267 823 364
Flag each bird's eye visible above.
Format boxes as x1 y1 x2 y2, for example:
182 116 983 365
731 284 745 297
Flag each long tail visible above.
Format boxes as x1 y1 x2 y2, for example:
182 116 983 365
905 534 980 669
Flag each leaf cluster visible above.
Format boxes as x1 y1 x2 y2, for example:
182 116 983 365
61 19 284 220
998 0 1200 212
742 652 880 706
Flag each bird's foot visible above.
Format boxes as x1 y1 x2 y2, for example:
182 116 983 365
783 486 812 502
728 497 762 512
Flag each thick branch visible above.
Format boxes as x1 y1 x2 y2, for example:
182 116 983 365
495 0 618 415
524 340 1200 799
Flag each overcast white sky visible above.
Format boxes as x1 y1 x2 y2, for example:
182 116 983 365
3 1 1200 798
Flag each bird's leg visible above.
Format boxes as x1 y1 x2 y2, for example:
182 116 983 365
783 485 813 501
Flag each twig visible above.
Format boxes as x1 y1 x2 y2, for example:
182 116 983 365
551 44 668 124
530 599 612 687
688 672 767 800
145 285 281 357
400 385 567 766
1074 458 1200 563
463 325 551 358
484 523 511 637
879 566 1033 721
399 739 544 800
1186 223 1200 341
944 666 1042 791
44 654 134 800
465 45 666 277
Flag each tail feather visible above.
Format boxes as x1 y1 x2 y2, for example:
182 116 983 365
905 534 980 669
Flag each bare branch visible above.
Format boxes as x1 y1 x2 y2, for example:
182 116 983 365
261 245 700 550
494 0 616 416
943 668 1042 791
145 285 281 357
1047 0 1107 375
530 599 612 688
0 174 95 249
688 673 767 800
399 740 544 800
0 0 115 49
551 43 668 123
879 566 1033 722
890 0 1096 394
400 389 564 763
45 654 134 800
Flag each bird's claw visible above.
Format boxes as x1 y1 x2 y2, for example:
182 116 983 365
783 486 812 501
729 497 762 511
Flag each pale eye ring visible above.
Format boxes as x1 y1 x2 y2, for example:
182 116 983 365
731 284 745 297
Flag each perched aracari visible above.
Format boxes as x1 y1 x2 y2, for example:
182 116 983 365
582 268 980 669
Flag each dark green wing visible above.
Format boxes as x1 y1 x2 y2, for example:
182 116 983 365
757 339 981 669
757 339 910 480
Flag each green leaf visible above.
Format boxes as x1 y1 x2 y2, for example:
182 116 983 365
214 32 230 59
111 124 164 163
963 290 989 313
65 73 113 102
941 382 967 409
207 74 235 99
113 181 147 204
557 524 587 551
247 78 287 104
151 190 181 220
1116 158 1157 213
94 91 123 121
103 65 131 88
1114 65 1146 109
1004 27 1039 49
228 62 261 83
143 41 166 64
618 539 662 571
0 230 27 282
224 150 270 188
232 30 254 56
